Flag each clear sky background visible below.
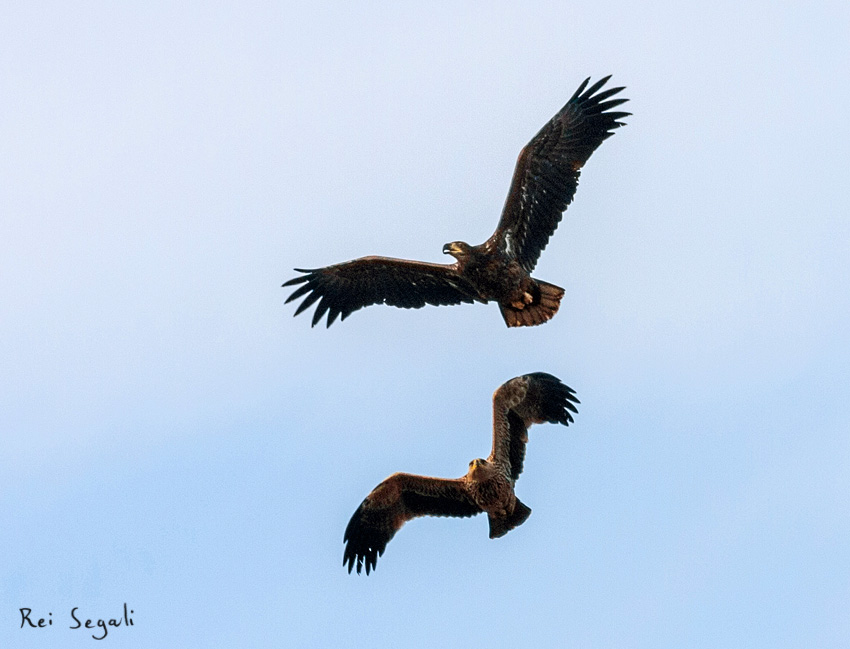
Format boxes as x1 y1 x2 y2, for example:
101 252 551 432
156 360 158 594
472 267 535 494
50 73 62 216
2 2 849 647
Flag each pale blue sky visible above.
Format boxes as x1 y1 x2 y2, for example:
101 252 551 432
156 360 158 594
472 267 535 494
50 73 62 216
2 2 849 647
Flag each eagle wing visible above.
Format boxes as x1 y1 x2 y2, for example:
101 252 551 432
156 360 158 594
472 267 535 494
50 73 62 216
489 76 630 272
283 256 480 327
489 372 580 483
343 472 481 575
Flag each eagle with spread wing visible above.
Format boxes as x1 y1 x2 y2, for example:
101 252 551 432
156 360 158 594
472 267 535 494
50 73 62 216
284 76 629 328
342 372 579 575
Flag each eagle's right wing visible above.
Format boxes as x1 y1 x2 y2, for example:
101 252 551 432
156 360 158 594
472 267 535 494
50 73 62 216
489 77 629 272
343 472 481 575
489 373 579 483
283 256 480 327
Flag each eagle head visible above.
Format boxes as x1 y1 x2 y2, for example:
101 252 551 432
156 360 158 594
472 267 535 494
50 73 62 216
467 458 490 480
442 241 471 260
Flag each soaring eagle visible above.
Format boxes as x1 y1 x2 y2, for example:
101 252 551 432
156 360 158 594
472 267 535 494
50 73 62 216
284 76 629 328
343 372 579 575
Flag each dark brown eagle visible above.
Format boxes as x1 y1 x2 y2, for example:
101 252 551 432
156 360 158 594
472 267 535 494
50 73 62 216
342 372 579 575
284 76 629 328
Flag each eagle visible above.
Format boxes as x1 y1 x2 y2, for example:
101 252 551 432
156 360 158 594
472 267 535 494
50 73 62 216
284 76 629 328
342 372 580 575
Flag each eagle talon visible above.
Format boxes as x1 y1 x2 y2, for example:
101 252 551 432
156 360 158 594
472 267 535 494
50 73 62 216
510 292 534 309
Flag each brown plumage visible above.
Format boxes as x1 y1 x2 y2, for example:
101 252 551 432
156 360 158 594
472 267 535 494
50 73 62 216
284 76 629 328
342 372 580 575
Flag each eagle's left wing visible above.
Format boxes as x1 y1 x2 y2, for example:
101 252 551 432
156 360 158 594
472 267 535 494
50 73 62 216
489 373 579 482
489 76 629 272
283 256 479 327
343 472 481 575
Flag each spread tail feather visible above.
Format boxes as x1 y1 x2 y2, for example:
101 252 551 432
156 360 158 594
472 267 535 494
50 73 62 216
488 499 532 539
499 280 564 328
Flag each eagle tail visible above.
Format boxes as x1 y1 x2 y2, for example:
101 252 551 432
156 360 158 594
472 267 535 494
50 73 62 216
499 280 565 327
488 499 532 539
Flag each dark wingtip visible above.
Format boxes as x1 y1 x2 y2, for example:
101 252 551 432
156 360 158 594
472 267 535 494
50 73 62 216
569 76 592 102
282 267 338 328
282 268 313 288
282 277 307 289
343 502 386 576
598 73 613 85
572 75 630 112
525 372 580 426
583 75 611 98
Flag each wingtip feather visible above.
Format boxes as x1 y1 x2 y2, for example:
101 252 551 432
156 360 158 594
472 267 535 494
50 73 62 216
570 76 591 102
